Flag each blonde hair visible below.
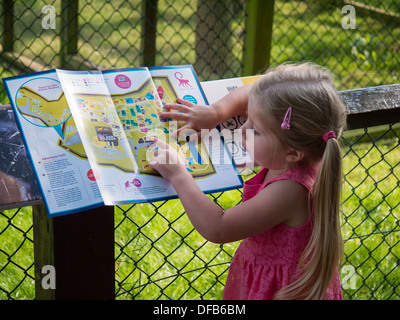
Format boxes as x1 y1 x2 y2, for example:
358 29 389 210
249 63 347 300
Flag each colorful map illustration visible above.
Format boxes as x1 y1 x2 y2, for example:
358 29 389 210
15 79 70 139
17 74 216 178
68 94 137 173
71 75 216 178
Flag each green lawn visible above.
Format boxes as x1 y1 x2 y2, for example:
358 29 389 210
270 1 400 90
340 130 400 299
1 133 398 300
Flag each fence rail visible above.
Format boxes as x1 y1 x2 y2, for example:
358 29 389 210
1 0 400 300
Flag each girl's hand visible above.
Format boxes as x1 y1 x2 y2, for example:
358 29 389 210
160 98 220 137
148 138 191 184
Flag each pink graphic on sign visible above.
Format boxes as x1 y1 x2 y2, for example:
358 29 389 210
125 178 141 192
87 169 99 181
132 179 141 187
175 72 191 87
157 85 164 99
114 74 131 89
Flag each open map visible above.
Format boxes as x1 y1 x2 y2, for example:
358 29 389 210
3 65 242 217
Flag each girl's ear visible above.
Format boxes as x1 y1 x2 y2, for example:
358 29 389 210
285 148 304 163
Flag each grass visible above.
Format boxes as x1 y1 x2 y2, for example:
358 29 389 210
341 129 400 299
1 133 399 300
270 1 400 90
0 130 399 300
0 207 35 300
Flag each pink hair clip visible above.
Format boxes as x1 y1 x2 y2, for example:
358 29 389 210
281 106 292 130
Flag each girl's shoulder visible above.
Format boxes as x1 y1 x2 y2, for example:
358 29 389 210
243 165 318 202
271 165 319 193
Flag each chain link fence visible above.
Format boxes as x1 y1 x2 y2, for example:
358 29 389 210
1 0 399 300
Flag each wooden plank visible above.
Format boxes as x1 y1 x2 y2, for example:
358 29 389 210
33 204 55 300
33 204 115 300
341 84 400 114
346 107 400 130
340 83 400 129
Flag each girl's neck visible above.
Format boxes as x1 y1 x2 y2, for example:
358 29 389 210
263 168 287 183
263 161 307 183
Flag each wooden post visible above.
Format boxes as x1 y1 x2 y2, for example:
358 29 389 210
242 0 275 76
3 0 14 52
60 0 79 68
33 204 115 300
142 0 158 67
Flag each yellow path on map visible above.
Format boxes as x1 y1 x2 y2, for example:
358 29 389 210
16 86 69 127
59 76 216 177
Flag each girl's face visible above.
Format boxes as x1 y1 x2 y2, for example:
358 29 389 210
241 96 286 170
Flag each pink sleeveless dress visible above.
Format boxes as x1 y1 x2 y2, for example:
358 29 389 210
223 166 343 300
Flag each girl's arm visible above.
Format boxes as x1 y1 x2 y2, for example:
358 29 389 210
149 139 309 244
160 85 252 135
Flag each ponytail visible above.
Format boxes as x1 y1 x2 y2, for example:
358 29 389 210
274 136 344 300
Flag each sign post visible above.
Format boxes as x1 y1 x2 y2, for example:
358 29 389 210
33 204 115 300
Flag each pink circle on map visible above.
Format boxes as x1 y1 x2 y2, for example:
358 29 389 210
114 74 131 89
87 169 99 181
132 179 141 187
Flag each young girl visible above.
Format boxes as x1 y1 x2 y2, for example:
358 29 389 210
149 63 347 300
